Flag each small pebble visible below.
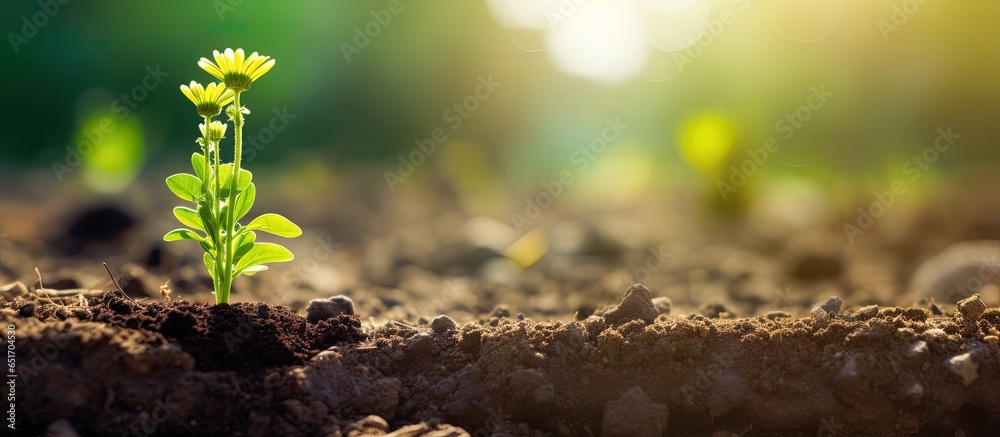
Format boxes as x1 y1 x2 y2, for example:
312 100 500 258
810 306 829 321
305 295 354 323
957 294 986 322
820 296 842 315
430 315 457 334
946 352 979 386
907 340 928 358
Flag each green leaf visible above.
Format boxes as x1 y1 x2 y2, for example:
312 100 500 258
233 183 256 222
192 152 207 182
220 204 230 228
203 252 217 283
245 213 302 238
235 243 294 273
173 207 205 232
166 173 203 202
240 265 268 276
233 231 257 262
198 203 217 238
163 228 202 242
237 169 252 191
217 163 233 187
218 164 253 192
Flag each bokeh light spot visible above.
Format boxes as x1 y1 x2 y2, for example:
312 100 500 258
80 113 144 193
676 112 736 170
641 0 710 52
546 0 648 85
506 230 548 269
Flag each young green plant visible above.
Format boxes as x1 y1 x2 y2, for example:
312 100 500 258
164 48 301 304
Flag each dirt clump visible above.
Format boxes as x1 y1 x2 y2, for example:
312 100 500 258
602 283 657 326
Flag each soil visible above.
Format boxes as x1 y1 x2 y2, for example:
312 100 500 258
3 175 1000 435
4 289 1000 436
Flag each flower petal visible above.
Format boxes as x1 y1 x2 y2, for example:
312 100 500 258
245 56 268 74
234 48 245 71
206 82 220 98
245 52 261 69
249 59 275 81
192 83 206 101
214 49 228 71
219 89 235 106
223 48 236 72
198 59 225 80
179 84 196 104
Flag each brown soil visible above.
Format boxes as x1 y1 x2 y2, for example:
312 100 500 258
5 177 1000 435
4 285 999 436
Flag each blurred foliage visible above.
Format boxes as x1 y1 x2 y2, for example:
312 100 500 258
1 0 999 202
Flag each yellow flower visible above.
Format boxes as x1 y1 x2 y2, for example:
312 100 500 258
199 120 228 143
180 81 234 118
198 48 275 92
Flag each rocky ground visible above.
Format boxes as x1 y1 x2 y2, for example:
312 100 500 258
3 285 999 436
2 174 1000 435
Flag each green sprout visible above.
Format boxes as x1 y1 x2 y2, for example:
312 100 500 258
164 48 301 304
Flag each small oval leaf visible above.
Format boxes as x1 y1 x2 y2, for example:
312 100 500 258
163 228 202 242
245 213 302 238
198 203 217 237
237 169 252 191
233 183 256 222
203 252 217 283
217 163 233 185
165 173 203 202
235 242 294 273
233 231 257 263
240 265 268 276
217 165 253 192
173 207 205 232
191 152 207 182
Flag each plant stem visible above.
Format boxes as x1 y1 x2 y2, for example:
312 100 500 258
220 91 244 304
202 115 226 303
201 116 212 186
208 120 226 304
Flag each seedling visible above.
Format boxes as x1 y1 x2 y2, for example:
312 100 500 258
164 48 301 304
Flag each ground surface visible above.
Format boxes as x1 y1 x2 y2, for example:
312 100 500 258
3 175 1000 435
3 288 1000 436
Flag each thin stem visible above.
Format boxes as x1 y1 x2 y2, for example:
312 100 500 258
201 116 226 302
201 116 212 186
210 123 226 305
220 91 244 304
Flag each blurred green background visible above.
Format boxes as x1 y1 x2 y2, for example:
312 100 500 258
1 0 999 204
